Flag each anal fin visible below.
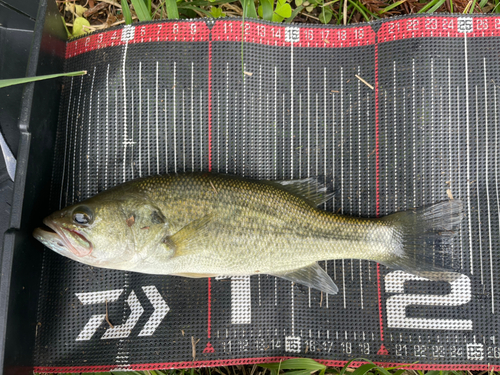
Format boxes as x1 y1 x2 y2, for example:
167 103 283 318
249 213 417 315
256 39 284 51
271 262 338 295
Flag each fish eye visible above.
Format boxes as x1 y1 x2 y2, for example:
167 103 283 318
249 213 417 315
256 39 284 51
72 206 94 226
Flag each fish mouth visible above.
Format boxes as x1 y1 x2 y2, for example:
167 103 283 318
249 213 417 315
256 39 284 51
41 218 93 257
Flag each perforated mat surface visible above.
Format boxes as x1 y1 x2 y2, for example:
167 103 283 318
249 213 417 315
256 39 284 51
35 15 500 371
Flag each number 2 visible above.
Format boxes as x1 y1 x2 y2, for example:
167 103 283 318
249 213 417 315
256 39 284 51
385 271 472 330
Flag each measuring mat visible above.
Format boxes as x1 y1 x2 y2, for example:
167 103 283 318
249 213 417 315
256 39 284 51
34 15 500 372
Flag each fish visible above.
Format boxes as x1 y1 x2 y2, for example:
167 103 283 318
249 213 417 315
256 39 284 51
33 172 463 294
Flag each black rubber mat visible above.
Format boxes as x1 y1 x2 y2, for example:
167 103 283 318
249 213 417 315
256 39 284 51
34 15 500 372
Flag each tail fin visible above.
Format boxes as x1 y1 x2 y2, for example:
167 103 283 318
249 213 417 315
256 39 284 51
380 200 464 281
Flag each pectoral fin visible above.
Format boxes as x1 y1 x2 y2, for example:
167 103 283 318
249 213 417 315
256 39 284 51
167 215 213 256
272 262 338 295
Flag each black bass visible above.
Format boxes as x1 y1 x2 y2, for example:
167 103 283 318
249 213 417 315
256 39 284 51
33 173 463 294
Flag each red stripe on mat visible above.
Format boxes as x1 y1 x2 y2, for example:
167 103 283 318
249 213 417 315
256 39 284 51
34 358 498 373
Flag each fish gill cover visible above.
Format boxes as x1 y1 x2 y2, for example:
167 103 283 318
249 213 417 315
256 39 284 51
35 15 500 372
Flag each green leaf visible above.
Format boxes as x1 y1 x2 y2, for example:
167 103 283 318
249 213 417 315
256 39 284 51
260 359 327 371
72 17 91 37
121 0 133 24
131 0 152 20
241 0 258 18
260 0 274 20
296 0 303 5
285 4 304 22
165 0 180 18
479 0 488 6
274 2 292 18
319 6 333 23
210 6 226 17
378 0 406 14
352 364 378 375
144 0 152 13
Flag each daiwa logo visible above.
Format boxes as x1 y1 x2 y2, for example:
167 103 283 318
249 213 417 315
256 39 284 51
75 286 169 340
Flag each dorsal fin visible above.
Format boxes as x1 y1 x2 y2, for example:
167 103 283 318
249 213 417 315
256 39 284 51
272 177 334 207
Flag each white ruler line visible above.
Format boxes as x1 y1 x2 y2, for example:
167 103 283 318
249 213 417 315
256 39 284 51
96 92 100 193
448 60 453 267
275 66 277 179
243 64 246 176
131 89 134 180
78 93 85 202
156 61 159 175
299 92 302 177
316 93 319 178
226 62 229 174
342 259 346 309
307 67 310 177
147 89 151 175
464 31 473 274
341 67 343 215
182 89 186 172
324 67 327 209
217 90 220 173
138 62 142 177
200 90 203 171
484 57 495 313
235 91 238 173
291 52 294 179
431 58 435 204
349 92 353 217
60 76 74 209
191 62 194 172
122 43 129 183
164 89 167 174
475 86 484 285
358 67 361 216
87 67 96 199
403 86 406 209
173 62 177 172
412 59 416 207
495 84 499 314
259 65 262 178
333 91 336 280
384 90 388 215
393 61 397 207
458 86 464 269
349 93 353 280
421 87 425 207
114 91 118 187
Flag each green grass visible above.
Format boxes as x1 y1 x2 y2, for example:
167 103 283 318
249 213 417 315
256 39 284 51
62 0 499 36
40 358 499 375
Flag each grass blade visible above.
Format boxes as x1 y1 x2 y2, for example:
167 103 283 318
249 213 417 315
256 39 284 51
131 0 152 20
352 364 378 375
260 359 326 371
121 0 133 24
180 4 212 16
165 0 180 18
285 4 304 22
427 0 446 12
241 0 258 18
469 0 477 13
0 71 87 89
417 0 440 13
347 0 371 21
379 0 406 14
144 0 151 13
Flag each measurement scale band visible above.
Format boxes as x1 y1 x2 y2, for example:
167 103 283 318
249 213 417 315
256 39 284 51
36 15 499 371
